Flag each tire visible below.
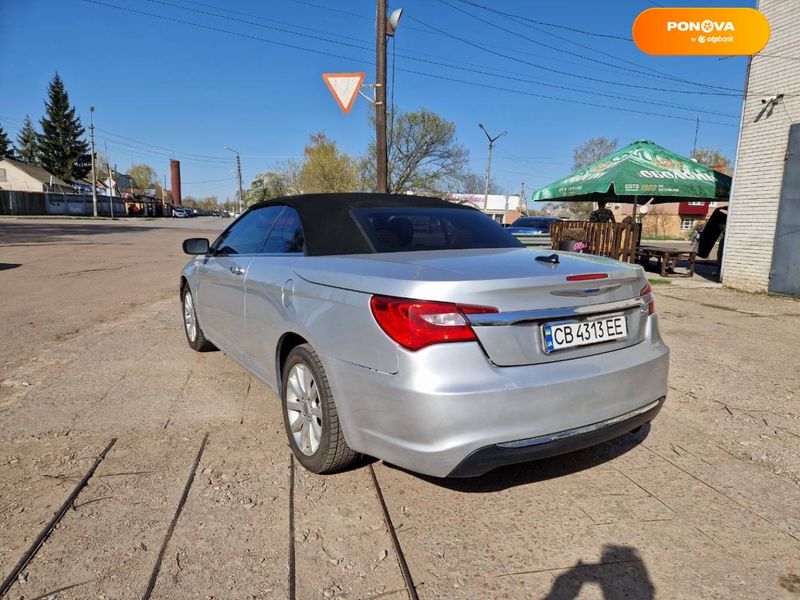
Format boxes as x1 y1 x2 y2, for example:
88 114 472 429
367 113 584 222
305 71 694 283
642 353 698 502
281 344 357 474
181 286 215 352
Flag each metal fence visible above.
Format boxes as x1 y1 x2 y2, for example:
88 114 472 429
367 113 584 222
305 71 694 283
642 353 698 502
0 191 126 217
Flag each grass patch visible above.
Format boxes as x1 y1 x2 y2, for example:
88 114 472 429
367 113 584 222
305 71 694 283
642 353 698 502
648 277 672 285
641 235 687 241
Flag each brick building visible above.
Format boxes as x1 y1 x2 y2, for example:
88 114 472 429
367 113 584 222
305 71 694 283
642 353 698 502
722 0 800 295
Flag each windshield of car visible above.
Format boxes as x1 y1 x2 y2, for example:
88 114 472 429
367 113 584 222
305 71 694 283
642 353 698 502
511 218 556 229
352 207 523 253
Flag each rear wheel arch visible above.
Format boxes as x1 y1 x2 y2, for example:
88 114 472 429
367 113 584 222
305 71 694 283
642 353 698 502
276 332 309 389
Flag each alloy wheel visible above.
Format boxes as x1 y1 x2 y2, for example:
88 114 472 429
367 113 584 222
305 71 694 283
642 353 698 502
285 363 323 455
183 292 197 342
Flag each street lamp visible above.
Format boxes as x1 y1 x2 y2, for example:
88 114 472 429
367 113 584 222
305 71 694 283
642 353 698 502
478 123 507 210
225 146 244 214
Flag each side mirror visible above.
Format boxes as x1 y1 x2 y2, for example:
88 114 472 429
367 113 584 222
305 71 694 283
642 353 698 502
182 238 210 255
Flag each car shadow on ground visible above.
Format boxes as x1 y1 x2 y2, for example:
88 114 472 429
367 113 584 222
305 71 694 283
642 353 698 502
542 544 655 600
384 425 650 493
0 263 22 271
0 222 160 245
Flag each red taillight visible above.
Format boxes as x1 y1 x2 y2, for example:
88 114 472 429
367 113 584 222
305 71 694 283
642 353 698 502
640 283 655 315
369 295 497 351
566 273 609 281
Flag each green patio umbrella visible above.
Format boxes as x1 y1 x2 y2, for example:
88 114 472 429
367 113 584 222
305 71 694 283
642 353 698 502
532 140 731 219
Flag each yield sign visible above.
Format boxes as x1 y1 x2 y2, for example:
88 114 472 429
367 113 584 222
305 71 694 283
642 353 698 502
322 72 365 114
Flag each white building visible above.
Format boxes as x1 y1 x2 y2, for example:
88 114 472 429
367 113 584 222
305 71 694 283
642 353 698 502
0 157 72 193
723 0 800 295
447 193 522 224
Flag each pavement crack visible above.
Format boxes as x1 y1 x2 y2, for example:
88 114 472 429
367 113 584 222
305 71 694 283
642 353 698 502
641 442 800 545
496 558 640 578
368 464 420 600
0 438 117 597
288 453 296 600
56 265 128 277
610 464 677 515
142 431 209 599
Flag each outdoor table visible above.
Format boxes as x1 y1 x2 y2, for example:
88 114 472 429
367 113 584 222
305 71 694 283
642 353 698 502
636 245 696 278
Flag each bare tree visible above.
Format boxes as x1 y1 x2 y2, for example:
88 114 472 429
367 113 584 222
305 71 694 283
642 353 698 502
692 148 731 173
247 160 302 203
459 172 500 195
572 137 619 170
364 108 469 194
569 137 620 217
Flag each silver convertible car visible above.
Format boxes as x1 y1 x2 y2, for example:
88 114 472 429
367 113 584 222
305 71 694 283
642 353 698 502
179 194 669 477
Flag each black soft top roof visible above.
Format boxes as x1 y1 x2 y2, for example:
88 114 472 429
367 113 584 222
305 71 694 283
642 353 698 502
251 193 476 256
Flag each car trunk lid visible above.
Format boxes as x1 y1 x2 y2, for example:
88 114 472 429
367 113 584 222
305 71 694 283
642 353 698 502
296 248 648 366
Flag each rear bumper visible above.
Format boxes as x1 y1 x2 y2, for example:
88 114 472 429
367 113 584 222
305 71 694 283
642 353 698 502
323 315 669 478
448 396 664 477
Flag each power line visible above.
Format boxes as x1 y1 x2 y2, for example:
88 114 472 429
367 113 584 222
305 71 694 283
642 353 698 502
407 13 739 97
143 0 371 53
97 137 235 167
82 0 739 127
434 0 742 96
393 51 738 120
454 0 633 41
396 66 738 127
174 0 373 43
447 0 723 93
82 0 368 64
96 127 230 161
182 176 236 184
146 0 737 117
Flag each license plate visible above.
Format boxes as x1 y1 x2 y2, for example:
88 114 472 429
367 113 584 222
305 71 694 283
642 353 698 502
543 316 627 353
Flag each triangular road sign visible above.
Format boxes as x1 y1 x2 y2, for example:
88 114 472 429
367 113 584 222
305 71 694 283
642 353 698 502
322 72 365 114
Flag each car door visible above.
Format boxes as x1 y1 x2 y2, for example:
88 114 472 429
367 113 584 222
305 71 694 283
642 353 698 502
244 206 305 387
195 205 284 360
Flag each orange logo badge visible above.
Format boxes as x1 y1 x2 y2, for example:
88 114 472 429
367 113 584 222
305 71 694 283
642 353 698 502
633 7 770 55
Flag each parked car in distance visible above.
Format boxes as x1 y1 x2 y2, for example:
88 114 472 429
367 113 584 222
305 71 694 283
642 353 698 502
179 194 668 478
506 216 562 248
507 216 561 236
172 208 189 218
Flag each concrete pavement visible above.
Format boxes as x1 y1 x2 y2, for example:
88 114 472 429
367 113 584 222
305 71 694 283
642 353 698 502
1 217 798 599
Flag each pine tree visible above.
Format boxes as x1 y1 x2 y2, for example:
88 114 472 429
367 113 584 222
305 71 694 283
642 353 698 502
0 125 12 158
37 73 91 181
16 116 39 164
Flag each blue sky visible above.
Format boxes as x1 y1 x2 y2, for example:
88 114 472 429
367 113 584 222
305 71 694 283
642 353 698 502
0 0 752 201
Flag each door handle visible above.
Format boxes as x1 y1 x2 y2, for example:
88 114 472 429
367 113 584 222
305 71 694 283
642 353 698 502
229 266 245 276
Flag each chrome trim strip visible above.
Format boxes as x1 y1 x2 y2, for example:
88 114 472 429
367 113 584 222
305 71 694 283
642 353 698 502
550 284 622 297
496 399 662 449
467 297 645 327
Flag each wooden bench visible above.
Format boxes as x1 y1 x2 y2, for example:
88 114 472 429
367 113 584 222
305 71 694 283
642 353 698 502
550 221 640 263
636 245 696 278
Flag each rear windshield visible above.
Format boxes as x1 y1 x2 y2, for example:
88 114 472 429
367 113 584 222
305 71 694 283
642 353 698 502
512 217 556 229
352 207 523 253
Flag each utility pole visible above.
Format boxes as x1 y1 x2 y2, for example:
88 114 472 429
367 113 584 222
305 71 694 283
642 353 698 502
692 115 700 158
375 0 388 193
236 154 244 212
519 181 526 215
104 141 114 218
225 146 244 213
478 123 507 208
89 107 97 217
111 164 117 219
